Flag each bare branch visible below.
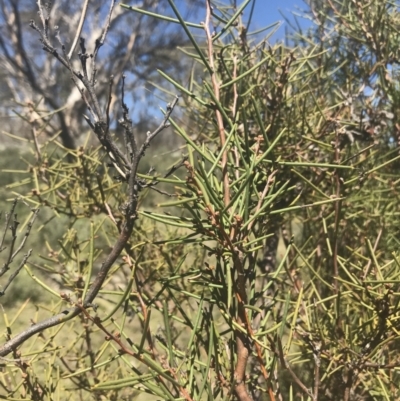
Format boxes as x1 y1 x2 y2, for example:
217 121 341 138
67 0 90 60
91 0 116 86
0 200 39 296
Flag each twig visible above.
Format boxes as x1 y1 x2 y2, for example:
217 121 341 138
91 0 116 85
332 131 342 291
27 104 42 160
125 96 179 216
120 73 137 172
139 97 179 151
0 200 38 295
104 202 117 225
247 170 277 232
272 336 315 400
67 0 90 60
77 305 194 401
204 0 230 207
106 75 114 129
0 250 32 296
8 209 39 266
0 198 17 253
363 228 383 280
313 349 320 401
343 368 354 401
0 355 29 363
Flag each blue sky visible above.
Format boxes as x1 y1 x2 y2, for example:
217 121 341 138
248 0 310 41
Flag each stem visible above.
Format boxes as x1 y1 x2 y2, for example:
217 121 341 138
204 0 230 207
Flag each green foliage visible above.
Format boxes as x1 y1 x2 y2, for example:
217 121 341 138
1 1 400 401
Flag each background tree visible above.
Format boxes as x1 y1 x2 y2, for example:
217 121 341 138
0 0 202 149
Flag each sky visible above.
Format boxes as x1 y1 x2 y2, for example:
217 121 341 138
246 0 311 41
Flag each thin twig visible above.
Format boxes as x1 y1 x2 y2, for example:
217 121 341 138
274 337 315 400
77 305 194 401
67 0 90 59
126 96 179 215
0 198 17 252
204 0 230 207
9 209 39 263
363 228 383 280
0 250 32 296
0 204 39 277
91 0 116 85
106 75 114 129
313 350 320 400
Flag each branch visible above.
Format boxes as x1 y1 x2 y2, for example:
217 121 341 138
204 0 230 207
91 0 116 85
0 96 178 354
67 0 90 60
0 0 179 366
0 200 39 296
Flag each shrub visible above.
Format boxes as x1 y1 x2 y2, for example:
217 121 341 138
1 1 400 400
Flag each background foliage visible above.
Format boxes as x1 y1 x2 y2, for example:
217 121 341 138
1 1 400 400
